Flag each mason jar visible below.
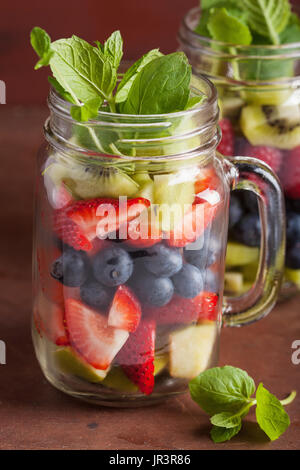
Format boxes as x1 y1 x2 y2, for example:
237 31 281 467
32 75 285 407
178 5 300 298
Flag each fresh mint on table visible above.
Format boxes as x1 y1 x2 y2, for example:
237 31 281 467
30 27 200 122
189 366 296 443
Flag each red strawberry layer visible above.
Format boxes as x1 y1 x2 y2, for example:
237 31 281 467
53 197 150 252
108 285 141 332
34 296 68 346
116 320 156 395
242 144 282 174
144 291 219 324
65 298 129 370
217 119 234 156
283 147 300 199
166 199 219 247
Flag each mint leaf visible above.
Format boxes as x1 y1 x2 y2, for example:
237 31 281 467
280 13 300 44
211 412 242 428
201 0 238 10
189 366 255 415
241 0 291 45
115 49 163 104
103 30 123 68
195 9 212 37
211 423 241 443
50 36 117 105
48 76 76 104
256 383 291 441
30 27 53 70
70 97 102 122
184 95 205 110
207 7 252 45
120 52 191 115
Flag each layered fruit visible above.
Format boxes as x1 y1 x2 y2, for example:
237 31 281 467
218 91 300 295
33 156 225 397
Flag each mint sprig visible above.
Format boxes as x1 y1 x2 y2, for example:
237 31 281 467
189 366 296 443
198 0 297 46
30 28 197 123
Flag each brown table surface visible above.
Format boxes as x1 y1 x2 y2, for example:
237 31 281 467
0 106 299 450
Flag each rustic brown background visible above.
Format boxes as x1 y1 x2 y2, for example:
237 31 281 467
1 0 197 105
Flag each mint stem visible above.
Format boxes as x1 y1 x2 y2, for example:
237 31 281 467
229 47 241 82
280 390 297 406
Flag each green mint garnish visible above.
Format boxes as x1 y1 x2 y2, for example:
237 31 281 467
30 28 196 122
189 366 296 443
197 0 297 46
207 7 252 45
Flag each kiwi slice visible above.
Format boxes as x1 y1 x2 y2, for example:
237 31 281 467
46 159 139 199
240 104 300 150
242 261 259 283
224 272 244 295
226 242 259 267
285 268 300 288
242 88 291 106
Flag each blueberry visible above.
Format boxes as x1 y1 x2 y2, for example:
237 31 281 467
129 269 174 307
229 193 243 229
286 212 300 246
242 191 259 214
204 269 220 293
93 247 133 287
51 249 90 287
286 243 300 269
291 199 300 213
172 263 203 299
231 213 261 247
184 237 220 269
80 278 115 310
143 244 183 277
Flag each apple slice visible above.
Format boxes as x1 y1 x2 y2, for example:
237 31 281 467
169 323 217 379
54 347 109 383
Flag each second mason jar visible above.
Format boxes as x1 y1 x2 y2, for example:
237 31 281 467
32 75 284 407
178 5 300 297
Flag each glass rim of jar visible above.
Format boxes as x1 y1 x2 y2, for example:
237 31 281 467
48 73 218 122
45 73 221 163
180 6 300 58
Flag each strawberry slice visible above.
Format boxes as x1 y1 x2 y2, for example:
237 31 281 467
108 285 141 332
126 216 162 248
117 320 156 395
194 167 219 195
53 197 150 252
34 294 69 346
144 292 219 324
166 199 219 248
65 298 129 370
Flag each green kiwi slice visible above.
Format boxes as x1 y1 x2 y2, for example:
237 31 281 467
240 104 300 150
226 242 259 267
46 160 139 199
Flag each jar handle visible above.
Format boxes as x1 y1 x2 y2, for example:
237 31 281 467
222 156 286 327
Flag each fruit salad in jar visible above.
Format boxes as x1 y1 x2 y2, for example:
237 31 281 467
179 0 300 296
31 28 228 405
